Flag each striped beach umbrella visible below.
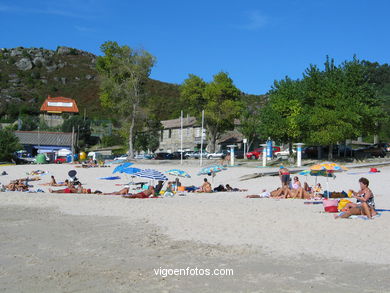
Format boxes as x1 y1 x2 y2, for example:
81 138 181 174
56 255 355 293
133 169 168 181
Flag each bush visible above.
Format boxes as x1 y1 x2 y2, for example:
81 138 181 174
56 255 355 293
101 133 125 147
0 129 21 162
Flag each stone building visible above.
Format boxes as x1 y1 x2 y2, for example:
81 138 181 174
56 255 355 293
40 95 79 127
158 116 206 152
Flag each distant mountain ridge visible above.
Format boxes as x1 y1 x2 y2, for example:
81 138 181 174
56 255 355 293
0 46 181 120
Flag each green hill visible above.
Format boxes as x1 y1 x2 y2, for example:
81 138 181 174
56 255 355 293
0 46 181 121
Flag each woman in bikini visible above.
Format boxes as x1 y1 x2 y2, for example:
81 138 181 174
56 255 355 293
335 177 377 219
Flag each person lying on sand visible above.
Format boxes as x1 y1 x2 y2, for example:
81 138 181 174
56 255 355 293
246 189 271 198
335 177 377 219
5 179 30 191
226 184 248 192
103 187 130 195
49 185 78 194
122 186 156 199
196 178 212 193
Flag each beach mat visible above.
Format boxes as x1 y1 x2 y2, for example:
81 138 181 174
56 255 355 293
99 176 121 180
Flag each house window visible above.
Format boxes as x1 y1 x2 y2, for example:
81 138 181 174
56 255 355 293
169 129 172 138
187 127 190 137
160 130 163 141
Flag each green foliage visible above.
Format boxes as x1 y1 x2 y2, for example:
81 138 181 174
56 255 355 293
0 129 21 161
101 133 125 147
180 74 207 116
96 41 156 157
259 56 383 159
19 115 40 131
61 115 91 146
180 72 243 151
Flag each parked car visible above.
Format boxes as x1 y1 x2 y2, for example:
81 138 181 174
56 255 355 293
54 156 67 164
135 154 154 159
206 151 226 159
274 148 296 158
154 152 175 160
114 154 128 160
170 151 186 160
192 151 209 159
184 151 195 159
246 146 281 160
354 144 387 159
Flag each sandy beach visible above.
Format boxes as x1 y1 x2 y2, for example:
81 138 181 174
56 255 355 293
1 161 390 292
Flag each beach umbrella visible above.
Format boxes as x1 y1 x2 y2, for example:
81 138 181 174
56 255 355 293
133 169 168 181
122 167 141 175
165 169 191 178
112 162 134 174
310 162 348 172
197 165 227 175
308 162 348 193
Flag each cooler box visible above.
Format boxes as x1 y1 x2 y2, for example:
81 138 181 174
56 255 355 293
323 199 339 213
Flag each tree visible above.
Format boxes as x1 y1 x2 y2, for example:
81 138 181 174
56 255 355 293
303 57 382 159
238 94 267 151
96 41 156 158
62 115 91 147
259 77 307 154
0 129 20 161
180 72 242 152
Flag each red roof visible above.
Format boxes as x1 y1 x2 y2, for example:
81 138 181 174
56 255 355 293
40 96 79 113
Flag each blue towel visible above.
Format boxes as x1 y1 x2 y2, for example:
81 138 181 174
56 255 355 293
99 176 121 180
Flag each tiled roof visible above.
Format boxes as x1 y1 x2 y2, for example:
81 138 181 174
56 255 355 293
14 131 75 146
40 96 79 113
161 116 198 129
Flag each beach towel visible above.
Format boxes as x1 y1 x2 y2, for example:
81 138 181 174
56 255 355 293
304 201 323 205
98 176 121 180
336 212 382 220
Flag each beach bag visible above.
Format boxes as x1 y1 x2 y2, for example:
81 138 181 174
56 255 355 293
323 199 339 213
177 186 185 192
338 199 351 211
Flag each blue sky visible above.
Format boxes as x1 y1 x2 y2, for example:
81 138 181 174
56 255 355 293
1 0 389 94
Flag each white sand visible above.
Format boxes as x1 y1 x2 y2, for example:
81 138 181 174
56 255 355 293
1 161 390 266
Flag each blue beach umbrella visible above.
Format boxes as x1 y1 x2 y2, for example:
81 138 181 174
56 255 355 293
122 167 141 175
113 162 134 174
198 165 227 176
166 169 191 178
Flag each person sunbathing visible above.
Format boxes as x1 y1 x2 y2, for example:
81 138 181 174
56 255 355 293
103 187 130 195
246 189 270 198
39 176 68 186
335 177 377 219
49 185 78 194
226 184 248 192
122 186 156 198
196 178 212 193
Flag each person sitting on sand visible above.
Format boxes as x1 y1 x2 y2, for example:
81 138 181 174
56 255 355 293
39 176 68 187
311 183 323 198
196 178 212 193
122 186 156 199
289 176 311 199
335 177 377 219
